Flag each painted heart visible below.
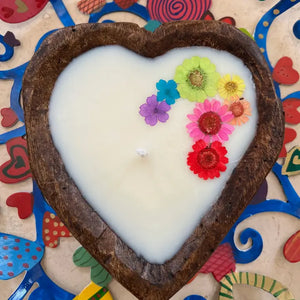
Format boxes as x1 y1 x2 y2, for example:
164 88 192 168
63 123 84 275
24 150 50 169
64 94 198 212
272 56 299 85
0 233 44 279
3 31 21 47
284 230 300 263
0 0 49 23
188 243 235 283
23 22 283 299
283 98 300 125
77 0 106 14
282 146 300 176
114 0 137 9
203 11 236 26
74 282 113 300
73 247 112 286
15 0 29 13
1 7 14 19
279 127 297 158
6 192 34 219
0 137 32 184
42 211 72 248
1 107 18 128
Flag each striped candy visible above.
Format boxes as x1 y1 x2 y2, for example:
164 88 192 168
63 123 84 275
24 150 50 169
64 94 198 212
219 271 295 300
147 0 211 23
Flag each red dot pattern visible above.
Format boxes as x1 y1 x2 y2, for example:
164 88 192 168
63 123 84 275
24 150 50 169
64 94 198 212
0 235 44 279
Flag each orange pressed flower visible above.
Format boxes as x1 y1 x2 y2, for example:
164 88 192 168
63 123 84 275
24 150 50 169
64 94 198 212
224 95 251 126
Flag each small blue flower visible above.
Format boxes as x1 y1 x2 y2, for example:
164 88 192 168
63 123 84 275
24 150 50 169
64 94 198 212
156 79 180 105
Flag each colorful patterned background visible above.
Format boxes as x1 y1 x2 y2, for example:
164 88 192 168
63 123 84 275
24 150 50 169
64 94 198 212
0 0 299 299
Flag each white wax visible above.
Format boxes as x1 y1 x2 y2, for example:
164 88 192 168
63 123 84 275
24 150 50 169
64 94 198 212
49 45 257 264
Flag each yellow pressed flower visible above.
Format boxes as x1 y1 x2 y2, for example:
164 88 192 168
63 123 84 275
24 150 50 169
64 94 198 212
218 74 246 99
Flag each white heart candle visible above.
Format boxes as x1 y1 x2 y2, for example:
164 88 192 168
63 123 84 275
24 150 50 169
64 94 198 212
49 45 257 264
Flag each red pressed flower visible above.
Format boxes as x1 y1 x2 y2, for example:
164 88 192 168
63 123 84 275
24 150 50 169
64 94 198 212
187 140 228 180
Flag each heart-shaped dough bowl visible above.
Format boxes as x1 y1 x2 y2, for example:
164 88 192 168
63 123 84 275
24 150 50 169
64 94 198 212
22 21 284 299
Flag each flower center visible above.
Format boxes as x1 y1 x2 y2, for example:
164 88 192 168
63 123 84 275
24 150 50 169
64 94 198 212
229 101 244 117
189 70 204 88
197 147 219 169
225 81 238 93
198 112 222 135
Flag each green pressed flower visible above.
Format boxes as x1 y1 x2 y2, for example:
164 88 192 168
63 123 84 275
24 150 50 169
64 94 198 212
174 56 220 102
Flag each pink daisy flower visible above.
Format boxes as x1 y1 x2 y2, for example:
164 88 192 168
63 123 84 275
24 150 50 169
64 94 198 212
186 99 234 143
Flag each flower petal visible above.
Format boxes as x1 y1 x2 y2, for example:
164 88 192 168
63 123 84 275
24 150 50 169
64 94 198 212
157 101 171 112
167 80 177 89
187 114 200 122
157 112 169 123
217 105 229 116
146 95 158 107
165 97 176 105
203 99 211 111
157 91 165 102
221 111 234 122
145 115 158 126
139 103 153 117
156 79 167 90
211 99 221 112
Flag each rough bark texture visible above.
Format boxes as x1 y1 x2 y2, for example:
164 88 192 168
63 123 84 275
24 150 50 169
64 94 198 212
22 21 284 299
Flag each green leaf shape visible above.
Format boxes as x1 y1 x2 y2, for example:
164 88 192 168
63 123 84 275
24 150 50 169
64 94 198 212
239 28 254 40
73 246 112 287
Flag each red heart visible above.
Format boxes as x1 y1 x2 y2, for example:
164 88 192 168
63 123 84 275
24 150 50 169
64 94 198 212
284 230 300 263
114 0 137 9
188 243 235 283
0 0 49 24
283 98 300 125
1 6 14 18
279 127 297 158
203 11 214 21
203 11 236 26
77 0 106 14
0 137 32 184
42 212 72 248
1 108 18 128
6 192 34 219
272 57 299 85
219 17 236 26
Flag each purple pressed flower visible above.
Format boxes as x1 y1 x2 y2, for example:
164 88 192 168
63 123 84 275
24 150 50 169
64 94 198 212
139 95 171 126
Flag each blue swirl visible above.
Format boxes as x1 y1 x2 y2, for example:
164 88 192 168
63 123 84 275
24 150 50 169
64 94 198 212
222 162 300 264
0 35 14 62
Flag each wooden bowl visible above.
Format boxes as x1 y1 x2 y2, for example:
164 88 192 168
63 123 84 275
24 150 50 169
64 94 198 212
22 21 284 299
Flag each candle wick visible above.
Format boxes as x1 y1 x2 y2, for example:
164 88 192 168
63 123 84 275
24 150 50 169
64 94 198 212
136 148 148 157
